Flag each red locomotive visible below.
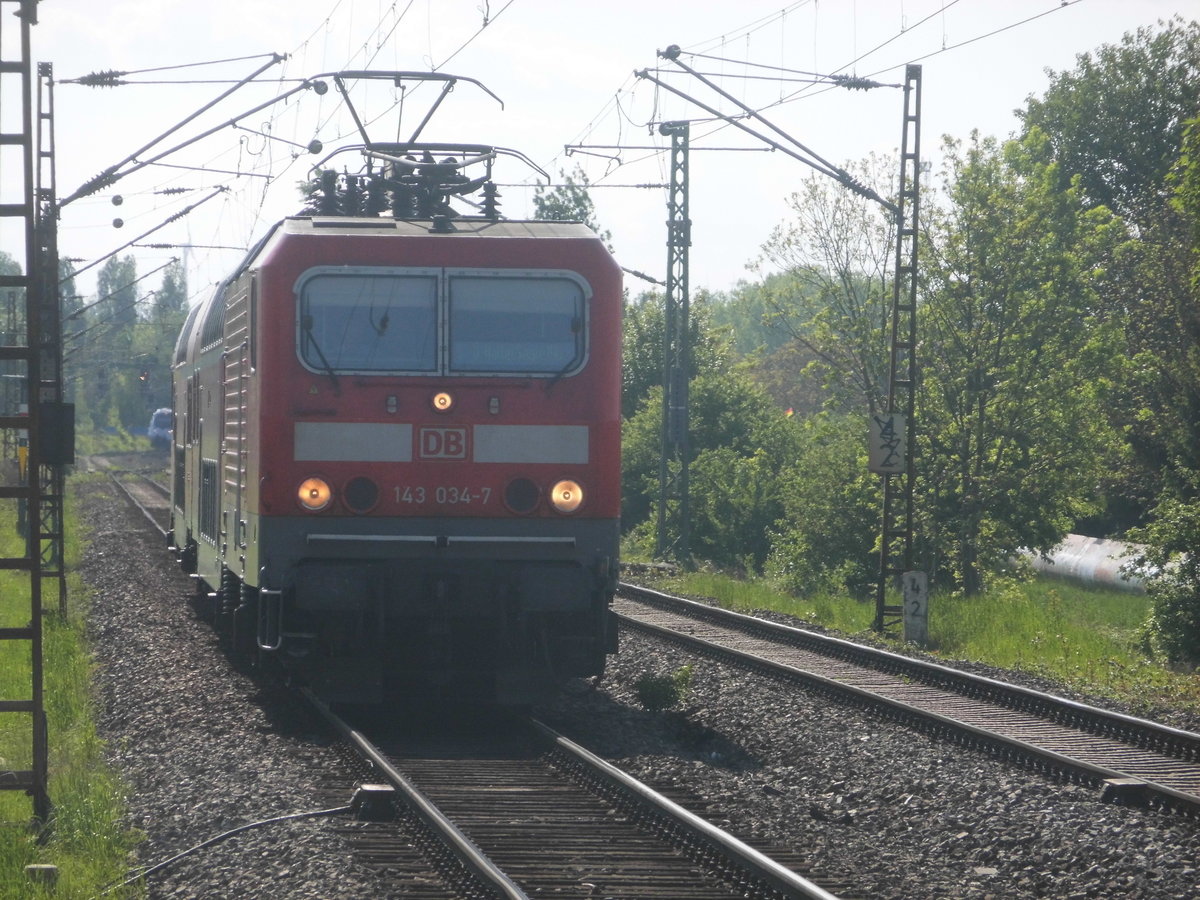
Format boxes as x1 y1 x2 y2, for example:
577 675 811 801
169 73 621 703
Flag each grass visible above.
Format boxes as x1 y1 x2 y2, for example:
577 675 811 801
74 424 144 456
637 566 1200 719
0 476 139 898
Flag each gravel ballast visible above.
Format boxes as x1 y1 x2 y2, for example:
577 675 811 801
80 468 1200 898
81 476 398 898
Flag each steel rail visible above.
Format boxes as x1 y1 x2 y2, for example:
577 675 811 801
106 474 517 895
109 471 170 539
618 582 1200 817
530 719 841 900
302 688 845 898
301 687 529 900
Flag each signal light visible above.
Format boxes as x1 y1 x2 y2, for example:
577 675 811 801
431 391 454 413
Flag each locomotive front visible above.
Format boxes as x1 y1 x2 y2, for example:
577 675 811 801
173 214 621 703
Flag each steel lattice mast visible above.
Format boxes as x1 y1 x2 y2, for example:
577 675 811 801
655 121 691 563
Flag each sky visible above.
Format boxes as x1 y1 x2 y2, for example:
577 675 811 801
10 0 1194 305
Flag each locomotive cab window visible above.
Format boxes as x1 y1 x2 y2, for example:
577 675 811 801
299 272 437 372
296 268 590 377
448 275 584 375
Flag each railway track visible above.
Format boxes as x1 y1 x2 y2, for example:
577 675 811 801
108 469 172 536
103 477 847 896
304 690 847 899
616 583 1200 818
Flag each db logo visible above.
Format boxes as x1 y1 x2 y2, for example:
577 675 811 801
418 426 468 460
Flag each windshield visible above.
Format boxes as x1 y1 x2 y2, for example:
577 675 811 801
448 276 583 374
296 269 588 377
299 273 437 372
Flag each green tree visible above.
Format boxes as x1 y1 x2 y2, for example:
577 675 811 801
532 165 612 246
918 131 1129 594
0 251 21 333
153 258 187 320
623 370 796 570
739 339 826 421
756 153 897 415
709 274 830 418
96 255 139 338
621 289 728 421
1019 18 1200 533
1126 116 1200 664
131 259 188 414
0 253 22 432
78 255 140 431
1018 17 1200 227
766 411 880 597
709 273 809 357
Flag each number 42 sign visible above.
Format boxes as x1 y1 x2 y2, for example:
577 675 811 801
869 413 907 474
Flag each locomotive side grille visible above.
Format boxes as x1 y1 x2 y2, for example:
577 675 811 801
222 283 251 553
221 353 247 488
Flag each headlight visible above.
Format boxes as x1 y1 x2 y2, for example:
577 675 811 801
431 391 454 413
550 479 583 513
297 476 333 511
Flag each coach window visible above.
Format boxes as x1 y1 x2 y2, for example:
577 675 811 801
298 273 437 372
447 275 585 375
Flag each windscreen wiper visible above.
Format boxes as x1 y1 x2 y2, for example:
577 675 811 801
301 315 341 396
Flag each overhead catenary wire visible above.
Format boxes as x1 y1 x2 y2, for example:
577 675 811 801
566 0 1081 189
52 0 1091 309
62 258 180 311
59 0 463 289
61 52 287 83
56 0 516 301
728 0 1081 119
71 187 228 278
636 51 898 214
59 55 288 207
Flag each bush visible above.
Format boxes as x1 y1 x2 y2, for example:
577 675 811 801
1129 498 1200 666
766 412 880 597
634 665 694 712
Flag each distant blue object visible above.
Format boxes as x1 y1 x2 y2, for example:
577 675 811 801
148 408 173 450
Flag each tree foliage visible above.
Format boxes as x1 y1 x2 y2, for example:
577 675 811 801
609 19 1200 664
1125 116 1200 664
756 154 896 415
621 289 728 421
622 369 795 571
1018 18 1200 657
532 165 612 246
1021 18 1200 537
766 412 880 597
1018 17 1200 227
917 130 1129 593
709 274 808 357
65 256 187 437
